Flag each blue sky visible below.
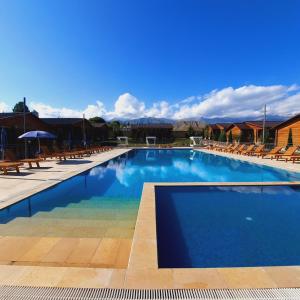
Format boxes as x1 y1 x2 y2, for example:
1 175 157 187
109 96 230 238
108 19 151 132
0 0 300 119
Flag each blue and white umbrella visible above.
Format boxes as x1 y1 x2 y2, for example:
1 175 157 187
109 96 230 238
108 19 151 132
18 130 56 153
0 128 7 160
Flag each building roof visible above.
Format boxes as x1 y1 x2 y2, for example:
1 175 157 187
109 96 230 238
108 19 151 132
226 122 252 131
215 123 232 130
272 114 300 129
0 112 37 120
245 120 282 129
42 118 87 125
208 124 219 130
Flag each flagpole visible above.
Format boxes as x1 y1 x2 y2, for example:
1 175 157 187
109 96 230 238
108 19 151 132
23 97 27 158
262 104 266 144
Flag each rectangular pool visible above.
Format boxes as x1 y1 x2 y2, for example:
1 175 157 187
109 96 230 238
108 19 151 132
155 185 300 268
0 149 299 238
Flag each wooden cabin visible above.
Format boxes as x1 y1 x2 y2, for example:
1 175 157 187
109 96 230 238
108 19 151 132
244 121 281 144
130 124 173 143
173 121 205 138
0 112 52 158
225 123 254 143
273 114 300 147
42 118 95 148
207 124 220 140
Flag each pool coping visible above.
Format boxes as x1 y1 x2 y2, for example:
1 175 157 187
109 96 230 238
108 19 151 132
126 181 300 289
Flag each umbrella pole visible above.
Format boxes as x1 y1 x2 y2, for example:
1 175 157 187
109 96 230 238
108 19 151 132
38 138 41 154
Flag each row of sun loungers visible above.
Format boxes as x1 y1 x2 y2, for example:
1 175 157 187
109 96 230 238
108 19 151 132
0 145 113 175
209 143 300 163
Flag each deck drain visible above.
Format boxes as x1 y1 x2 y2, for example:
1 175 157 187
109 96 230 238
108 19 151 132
0 286 300 300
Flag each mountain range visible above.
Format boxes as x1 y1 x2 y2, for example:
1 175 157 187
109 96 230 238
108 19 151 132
114 115 287 125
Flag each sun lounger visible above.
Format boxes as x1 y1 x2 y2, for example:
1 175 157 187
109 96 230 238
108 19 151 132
233 144 246 154
239 144 255 155
286 155 300 163
0 162 23 175
226 144 239 153
216 144 232 152
247 144 265 156
5 149 43 168
260 146 284 159
272 146 299 161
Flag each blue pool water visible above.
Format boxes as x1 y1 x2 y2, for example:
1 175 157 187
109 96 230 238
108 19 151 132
0 149 299 238
156 185 300 268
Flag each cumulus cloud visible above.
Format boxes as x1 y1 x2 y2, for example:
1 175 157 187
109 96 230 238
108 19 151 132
30 100 107 119
173 85 300 119
110 93 145 119
1 84 300 120
0 101 9 113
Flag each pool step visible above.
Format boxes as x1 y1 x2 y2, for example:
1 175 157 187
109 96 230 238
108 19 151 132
67 199 140 209
33 206 138 220
0 217 135 238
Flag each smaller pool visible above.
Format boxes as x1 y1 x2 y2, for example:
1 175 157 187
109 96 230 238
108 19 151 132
155 185 300 268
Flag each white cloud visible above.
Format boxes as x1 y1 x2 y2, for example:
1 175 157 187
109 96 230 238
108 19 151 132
30 100 107 119
173 85 299 119
1 84 300 120
111 93 145 119
0 101 9 113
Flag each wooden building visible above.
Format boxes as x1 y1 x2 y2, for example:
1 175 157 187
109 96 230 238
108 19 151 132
0 112 52 158
130 124 173 143
273 114 300 147
207 123 231 140
225 123 254 143
173 121 205 138
42 118 94 148
244 121 281 144
207 124 220 139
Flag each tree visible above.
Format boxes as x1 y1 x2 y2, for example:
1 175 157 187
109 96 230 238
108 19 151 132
13 101 29 113
287 128 293 146
214 130 220 141
187 126 195 137
109 120 121 138
89 117 106 124
228 130 233 143
218 130 226 142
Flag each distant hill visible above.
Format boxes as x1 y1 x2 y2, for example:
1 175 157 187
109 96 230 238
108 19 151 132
173 120 206 131
118 117 175 125
110 115 288 125
201 115 287 124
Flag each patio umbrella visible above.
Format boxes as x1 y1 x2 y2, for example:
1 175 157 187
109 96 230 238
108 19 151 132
18 130 56 153
0 128 7 160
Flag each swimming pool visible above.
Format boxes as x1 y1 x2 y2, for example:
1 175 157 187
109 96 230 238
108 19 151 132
155 185 300 268
0 149 299 238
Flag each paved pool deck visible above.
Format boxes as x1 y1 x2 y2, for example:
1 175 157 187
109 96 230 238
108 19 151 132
1 147 300 289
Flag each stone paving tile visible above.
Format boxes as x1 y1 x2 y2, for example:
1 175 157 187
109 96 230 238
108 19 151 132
217 267 277 288
0 237 41 262
124 269 173 289
57 267 113 288
114 239 132 268
16 266 68 287
40 238 79 263
18 237 60 262
66 238 101 265
264 266 300 287
91 238 121 268
172 268 228 289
